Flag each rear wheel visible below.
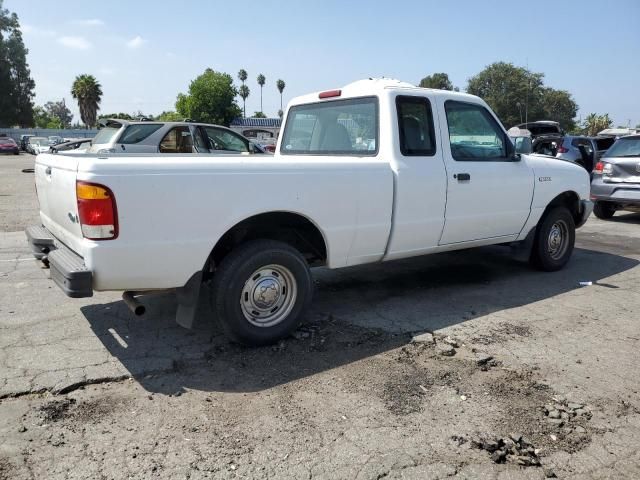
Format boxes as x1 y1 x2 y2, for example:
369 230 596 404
210 239 313 345
593 201 616 220
530 206 575 271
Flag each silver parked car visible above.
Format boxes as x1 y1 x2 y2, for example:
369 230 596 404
555 135 615 172
87 119 267 155
590 135 640 219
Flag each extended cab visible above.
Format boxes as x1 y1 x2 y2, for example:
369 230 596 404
27 79 592 345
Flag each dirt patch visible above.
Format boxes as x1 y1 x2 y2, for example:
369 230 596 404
38 398 76 423
0 457 14 480
471 322 532 345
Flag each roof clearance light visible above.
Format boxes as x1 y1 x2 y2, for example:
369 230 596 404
319 89 342 99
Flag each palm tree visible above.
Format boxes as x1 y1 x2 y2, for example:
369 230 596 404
239 85 250 119
276 79 285 112
71 74 102 128
257 74 266 114
238 69 249 118
238 69 247 85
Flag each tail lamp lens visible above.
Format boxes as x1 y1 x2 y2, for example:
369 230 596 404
593 161 604 173
76 181 118 240
557 146 569 154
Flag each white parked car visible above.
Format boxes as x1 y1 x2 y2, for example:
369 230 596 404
27 137 50 155
27 78 592 345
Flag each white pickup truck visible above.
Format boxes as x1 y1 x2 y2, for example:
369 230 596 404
27 78 592 345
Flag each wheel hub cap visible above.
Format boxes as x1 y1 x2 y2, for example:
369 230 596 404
547 220 568 260
240 264 298 328
252 278 281 309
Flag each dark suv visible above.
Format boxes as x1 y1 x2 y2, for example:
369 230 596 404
590 135 640 219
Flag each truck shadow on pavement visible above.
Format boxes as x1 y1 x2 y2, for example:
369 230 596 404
81 244 638 395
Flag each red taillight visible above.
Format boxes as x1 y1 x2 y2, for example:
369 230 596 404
557 146 569 154
593 161 604 173
319 89 341 99
76 181 118 240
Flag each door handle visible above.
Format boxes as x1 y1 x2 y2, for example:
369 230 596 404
45 166 52 175
454 173 470 181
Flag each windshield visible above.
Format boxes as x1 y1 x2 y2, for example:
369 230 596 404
603 137 640 158
92 126 121 145
31 137 48 146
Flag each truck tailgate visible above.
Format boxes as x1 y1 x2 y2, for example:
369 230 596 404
34 153 84 254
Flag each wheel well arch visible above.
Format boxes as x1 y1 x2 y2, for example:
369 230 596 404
543 191 581 224
207 211 328 273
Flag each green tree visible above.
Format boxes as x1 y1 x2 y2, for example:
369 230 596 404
467 62 579 130
44 100 73 127
71 74 103 128
467 62 546 128
583 113 613 136
238 69 248 118
252 111 266 118
175 68 241 126
539 88 578 132
419 72 454 90
0 0 35 127
276 79 286 112
33 106 61 128
257 73 266 114
238 84 250 119
155 110 182 121
98 112 133 121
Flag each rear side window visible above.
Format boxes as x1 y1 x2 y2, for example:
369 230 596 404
92 127 120 145
396 95 436 156
281 96 378 155
445 101 506 161
203 127 249 152
159 126 194 153
119 124 162 144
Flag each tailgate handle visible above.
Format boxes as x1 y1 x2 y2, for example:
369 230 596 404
45 166 52 175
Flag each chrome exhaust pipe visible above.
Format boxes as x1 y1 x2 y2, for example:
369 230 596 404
122 291 146 316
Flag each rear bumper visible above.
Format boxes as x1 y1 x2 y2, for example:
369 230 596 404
577 199 594 228
26 225 93 298
590 180 640 205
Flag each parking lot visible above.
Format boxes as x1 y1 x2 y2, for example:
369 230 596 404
1 152 639 479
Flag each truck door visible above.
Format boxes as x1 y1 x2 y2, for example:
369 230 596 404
384 94 448 260
437 99 533 245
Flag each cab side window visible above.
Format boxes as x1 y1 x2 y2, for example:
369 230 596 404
445 101 507 161
159 126 194 153
396 95 436 156
203 127 249 153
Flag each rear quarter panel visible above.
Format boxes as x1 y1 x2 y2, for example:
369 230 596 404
76 154 393 290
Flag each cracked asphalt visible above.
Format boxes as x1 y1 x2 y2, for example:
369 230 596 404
1 153 640 479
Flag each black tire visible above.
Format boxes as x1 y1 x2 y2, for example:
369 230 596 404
593 201 616 220
530 206 575 272
210 239 313 345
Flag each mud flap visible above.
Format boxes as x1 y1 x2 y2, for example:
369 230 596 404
175 271 203 329
510 227 536 262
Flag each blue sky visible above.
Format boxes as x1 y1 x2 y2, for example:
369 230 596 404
9 0 640 127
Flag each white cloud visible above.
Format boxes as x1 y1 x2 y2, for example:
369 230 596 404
126 35 145 49
21 24 56 37
73 19 104 27
58 36 92 50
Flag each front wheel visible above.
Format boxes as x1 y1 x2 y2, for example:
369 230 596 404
530 206 575 271
210 239 313 345
593 201 616 220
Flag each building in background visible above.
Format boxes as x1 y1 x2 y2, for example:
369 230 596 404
229 118 281 146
